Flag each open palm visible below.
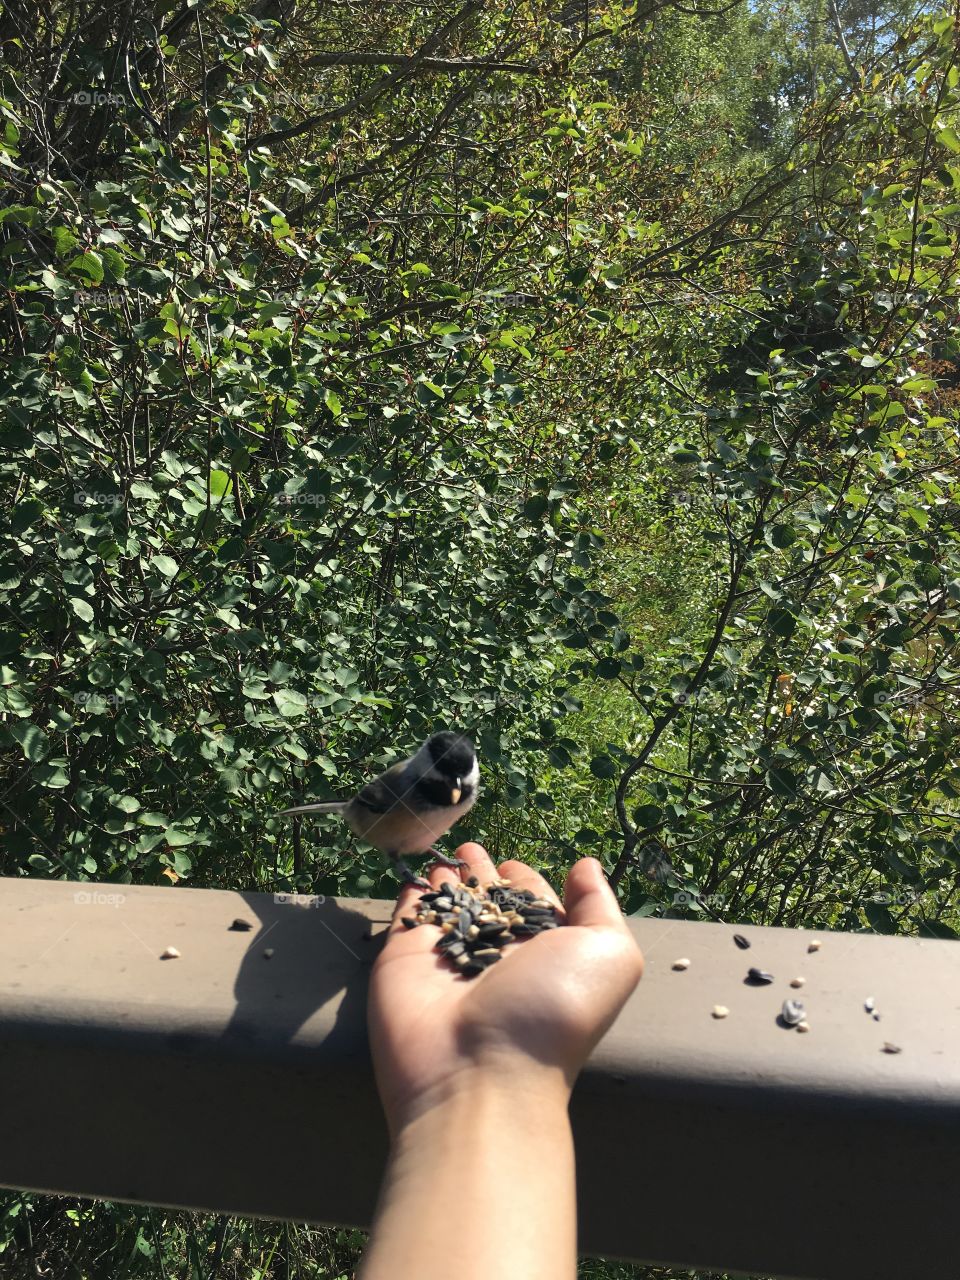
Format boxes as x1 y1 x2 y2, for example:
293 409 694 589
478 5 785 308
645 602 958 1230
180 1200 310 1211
368 842 644 1133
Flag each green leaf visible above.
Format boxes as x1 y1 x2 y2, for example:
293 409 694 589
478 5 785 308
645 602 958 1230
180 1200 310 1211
590 754 618 780
10 722 50 762
632 803 663 828
152 554 179 577
273 689 309 717
864 900 896 934
110 795 141 813
67 251 105 284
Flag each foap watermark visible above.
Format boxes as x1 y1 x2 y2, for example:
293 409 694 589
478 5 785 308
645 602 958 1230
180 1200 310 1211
276 491 326 507
673 92 723 107
73 288 126 308
71 90 124 107
74 490 124 508
494 292 539 307
274 892 327 908
74 889 126 907
867 889 922 906
673 890 726 909
75 691 125 708
671 688 702 706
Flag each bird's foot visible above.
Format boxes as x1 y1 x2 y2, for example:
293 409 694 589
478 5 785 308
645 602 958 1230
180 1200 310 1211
427 846 468 871
393 857 432 890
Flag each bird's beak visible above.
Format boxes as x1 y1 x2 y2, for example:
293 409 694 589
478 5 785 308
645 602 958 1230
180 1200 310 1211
450 778 462 805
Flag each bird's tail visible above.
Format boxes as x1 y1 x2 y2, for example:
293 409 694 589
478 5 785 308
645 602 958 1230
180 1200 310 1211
277 801 346 817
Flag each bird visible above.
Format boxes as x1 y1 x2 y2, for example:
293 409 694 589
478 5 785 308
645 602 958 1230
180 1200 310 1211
277 732 480 887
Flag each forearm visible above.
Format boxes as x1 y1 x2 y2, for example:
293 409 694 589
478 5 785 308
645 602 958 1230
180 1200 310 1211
358 1067 577 1280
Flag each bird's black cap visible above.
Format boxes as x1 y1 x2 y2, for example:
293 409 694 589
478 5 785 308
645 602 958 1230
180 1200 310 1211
425 732 475 779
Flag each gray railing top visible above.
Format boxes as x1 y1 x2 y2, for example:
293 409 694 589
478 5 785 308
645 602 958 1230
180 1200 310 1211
1 875 958 1280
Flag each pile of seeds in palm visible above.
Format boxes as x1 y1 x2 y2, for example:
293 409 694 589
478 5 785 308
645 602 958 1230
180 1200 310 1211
402 875 562 977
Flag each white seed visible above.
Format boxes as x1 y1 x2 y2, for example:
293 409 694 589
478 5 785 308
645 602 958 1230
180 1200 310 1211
797 1021 810 1033
672 957 691 970
712 1005 729 1019
864 996 876 1013
882 1042 902 1054
160 946 180 960
807 940 821 952
790 977 806 988
263 948 274 959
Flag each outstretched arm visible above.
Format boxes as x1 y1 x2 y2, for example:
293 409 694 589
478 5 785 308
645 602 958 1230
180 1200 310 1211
358 842 644 1280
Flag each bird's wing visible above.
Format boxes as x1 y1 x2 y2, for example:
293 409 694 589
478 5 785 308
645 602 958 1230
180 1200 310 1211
353 761 407 813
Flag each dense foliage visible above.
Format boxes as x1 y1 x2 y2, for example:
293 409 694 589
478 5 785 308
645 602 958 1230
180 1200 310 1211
1 0 958 1274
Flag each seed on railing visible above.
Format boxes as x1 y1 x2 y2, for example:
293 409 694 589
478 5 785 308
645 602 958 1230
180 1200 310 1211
733 934 751 950
864 997 876 1013
712 1005 730 1019
263 948 274 959
790 977 805 988
160 946 180 960
796 1021 810 1033
672 958 691 971
807 940 822 953
229 919 253 932
747 968 775 984
781 999 805 1026
882 1042 902 1054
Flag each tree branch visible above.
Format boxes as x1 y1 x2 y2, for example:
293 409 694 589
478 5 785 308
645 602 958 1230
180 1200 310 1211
246 0 485 149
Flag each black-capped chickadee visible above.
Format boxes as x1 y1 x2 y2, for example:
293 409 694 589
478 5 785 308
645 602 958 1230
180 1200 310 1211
278 732 480 887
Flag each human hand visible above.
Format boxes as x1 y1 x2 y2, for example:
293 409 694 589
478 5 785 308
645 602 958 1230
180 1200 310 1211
367 843 644 1135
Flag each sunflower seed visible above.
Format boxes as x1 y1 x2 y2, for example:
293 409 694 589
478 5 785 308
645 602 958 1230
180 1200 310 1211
747 968 775 984
796 1021 810 1033
733 934 751 950
712 1005 730 1019
782 999 805 1026
401 917 419 929
790 977 805 988
672 958 691 971
160 946 180 960
477 923 510 940
229 918 253 932
466 875 480 887
882 1042 902 1054
807 940 821 953
864 997 876 1013
263 948 274 959
873 1012 882 1022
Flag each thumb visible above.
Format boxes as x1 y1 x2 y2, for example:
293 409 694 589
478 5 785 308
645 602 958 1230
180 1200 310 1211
564 857 632 931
